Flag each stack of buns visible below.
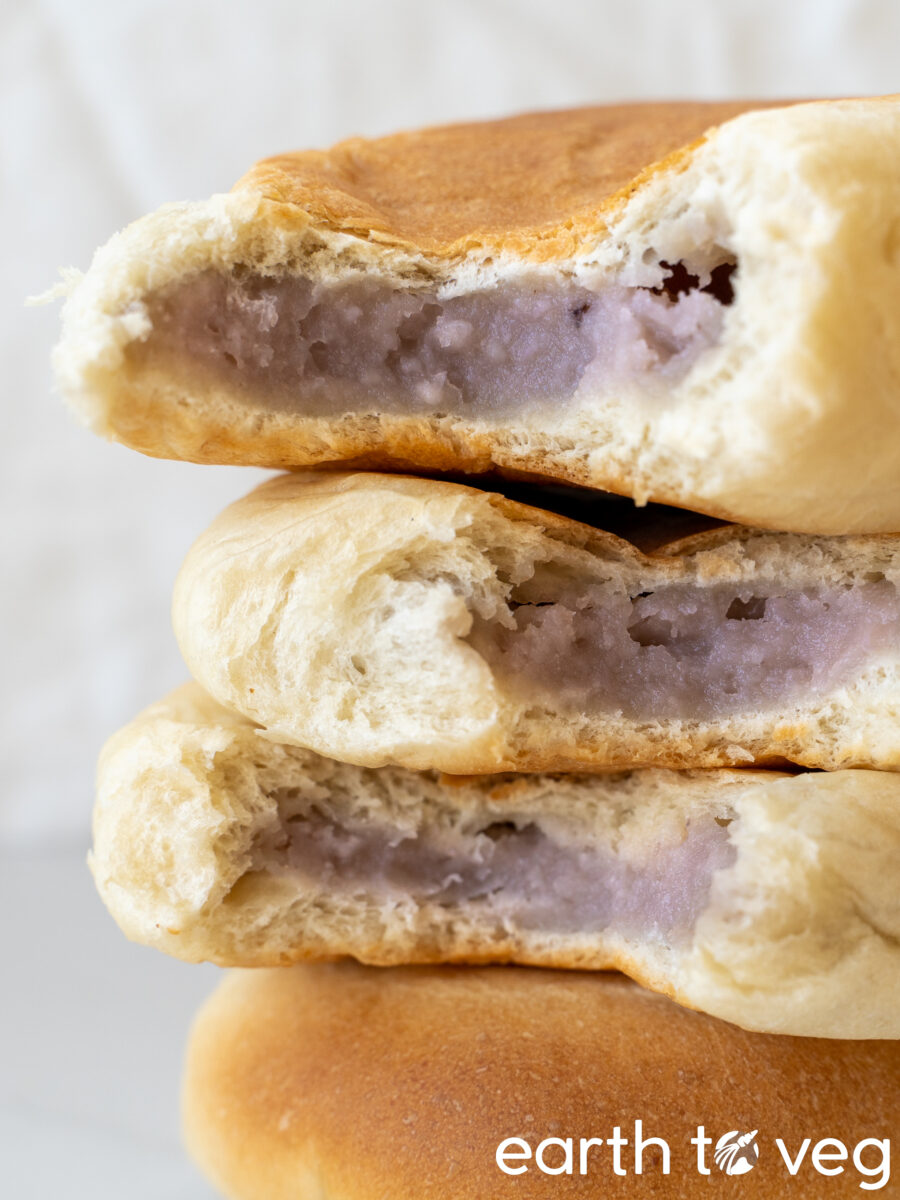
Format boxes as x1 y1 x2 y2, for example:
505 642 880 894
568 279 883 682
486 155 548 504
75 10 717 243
58 99 900 1197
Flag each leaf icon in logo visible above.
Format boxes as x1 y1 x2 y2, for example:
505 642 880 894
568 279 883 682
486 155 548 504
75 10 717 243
714 1130 760 1175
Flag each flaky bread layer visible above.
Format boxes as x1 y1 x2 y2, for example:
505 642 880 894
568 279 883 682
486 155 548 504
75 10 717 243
93 684 900 1038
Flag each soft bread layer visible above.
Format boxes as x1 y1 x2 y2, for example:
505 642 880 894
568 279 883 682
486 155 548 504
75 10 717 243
56 97 900 534
183 965 900 1200
173 472 900 773
93 684 900 1038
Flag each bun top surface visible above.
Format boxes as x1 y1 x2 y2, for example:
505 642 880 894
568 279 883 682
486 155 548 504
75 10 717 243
185 965 900 1200
234 101 771 260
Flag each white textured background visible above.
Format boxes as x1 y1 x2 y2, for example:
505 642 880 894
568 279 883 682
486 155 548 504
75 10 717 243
3 0 899 1194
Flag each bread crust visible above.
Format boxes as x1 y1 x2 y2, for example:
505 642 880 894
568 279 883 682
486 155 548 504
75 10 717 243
55 97 900 534
183 964 900 1200
235 101 764 262
173 471 900 774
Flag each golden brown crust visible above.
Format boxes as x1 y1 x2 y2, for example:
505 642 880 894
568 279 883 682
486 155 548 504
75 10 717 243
58 97 900 534
237 101 774 262
184 964 900 1200
104 368 739 532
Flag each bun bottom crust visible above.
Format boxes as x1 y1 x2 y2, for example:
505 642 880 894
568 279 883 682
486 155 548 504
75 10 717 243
183 964 900 1200
76 367 900 535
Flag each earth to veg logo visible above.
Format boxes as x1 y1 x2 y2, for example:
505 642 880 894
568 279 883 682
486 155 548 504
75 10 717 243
714 1130 759 1175
495 1122 891 1189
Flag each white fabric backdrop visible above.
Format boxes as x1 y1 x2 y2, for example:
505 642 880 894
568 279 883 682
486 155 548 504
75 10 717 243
6 0 900 844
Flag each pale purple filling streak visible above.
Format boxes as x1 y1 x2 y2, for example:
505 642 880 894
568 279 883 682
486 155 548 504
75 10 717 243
265 800 735 941
138 265 728 413
470 580 900 719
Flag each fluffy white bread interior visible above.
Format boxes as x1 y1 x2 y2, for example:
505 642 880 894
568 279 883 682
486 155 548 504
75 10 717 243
173 472 900 773
93 683 900 1038
183 965 900 1200
54 98 900 535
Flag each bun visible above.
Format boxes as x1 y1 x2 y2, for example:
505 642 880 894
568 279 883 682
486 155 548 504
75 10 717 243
183 964 900 1200
173 472 900 772
92 683 900 1038
55 98 900 534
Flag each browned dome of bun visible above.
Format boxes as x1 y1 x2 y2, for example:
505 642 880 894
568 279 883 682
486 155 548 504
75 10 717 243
238 101 763 261
56 97 900 534
184 964 900 1200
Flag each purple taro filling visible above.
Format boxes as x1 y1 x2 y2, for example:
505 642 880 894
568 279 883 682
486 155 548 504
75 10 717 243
469 579 900 718
259 799 736 942
136 262 734 413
